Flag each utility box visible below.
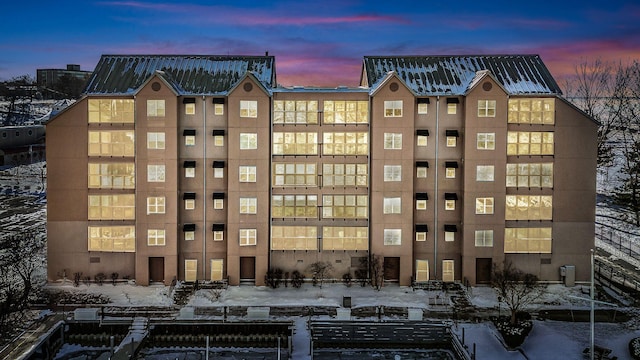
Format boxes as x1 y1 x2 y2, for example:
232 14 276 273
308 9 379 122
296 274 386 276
560 265 575 287
343 296 351 308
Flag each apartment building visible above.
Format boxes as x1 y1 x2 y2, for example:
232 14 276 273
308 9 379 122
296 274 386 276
46 54 597 286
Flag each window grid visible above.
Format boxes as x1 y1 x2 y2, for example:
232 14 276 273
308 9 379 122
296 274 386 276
88 131 135 156
476 133 495 150
323 100 369 124
383 229 402 245
147 100 166 117
239 229 257 246
148 164 166 182
323 132 368 155
271 226 318 250
322 226 368 250
322 163 367 187
507 131 554 155
475 230 494 247
239 166 257 182
383 165 402 182
273 132 318 155
88 226 135 252
239 197 257 214
506 163 553 188
240 133 258 150
88 194 136 220
273 100 318 124
322 195 368 219
384 133 403 150
272 195 318 218
146 196 166 215
504 227 552 253
475 197 495 214
476 165 495 182
478 100 496 117
88 163 135 189
147 229 166 246
147 132 165 150
88 99 134 123
185 103 195 115
384 101 403 117
505 195 553 220
383 197 401 214
508 98 555 124
211 259 224 281
240 100 257 118
273 163 317 186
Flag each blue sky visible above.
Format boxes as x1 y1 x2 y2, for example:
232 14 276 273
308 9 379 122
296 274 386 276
1 0 638 86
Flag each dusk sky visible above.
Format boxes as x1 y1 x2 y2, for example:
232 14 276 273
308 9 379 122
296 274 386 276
1 0 639 87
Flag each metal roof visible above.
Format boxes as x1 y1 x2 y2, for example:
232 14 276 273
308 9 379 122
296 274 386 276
362 55 562 95
83 55 276 95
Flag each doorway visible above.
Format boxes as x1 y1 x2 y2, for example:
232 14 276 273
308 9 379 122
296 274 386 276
239 257 256 284
383 257 400 282
476 258 492 284
149 257 164 283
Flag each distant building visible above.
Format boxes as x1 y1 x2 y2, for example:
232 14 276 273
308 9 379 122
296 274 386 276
36 64 92 89
0 125 46 167
46 54 597 287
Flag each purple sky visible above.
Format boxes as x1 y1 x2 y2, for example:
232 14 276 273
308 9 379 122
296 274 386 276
1 0 639 87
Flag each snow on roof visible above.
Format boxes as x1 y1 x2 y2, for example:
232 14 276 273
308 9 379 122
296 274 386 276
362 55 563 95
83 55 276 96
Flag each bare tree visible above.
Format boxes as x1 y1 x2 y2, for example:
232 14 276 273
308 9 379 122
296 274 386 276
370 255 385 291
491 261 546 325
308 261 333 288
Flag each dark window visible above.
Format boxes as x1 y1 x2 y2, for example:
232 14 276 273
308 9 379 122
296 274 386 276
183 129 196 136
415 224 428 232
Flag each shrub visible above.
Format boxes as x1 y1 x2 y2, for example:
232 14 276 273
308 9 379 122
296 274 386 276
291 270 304 288
94 273 106 286
111 272 119 286
342 273 352 287
493 313 533 348
265 268 283 289
630 337 640 360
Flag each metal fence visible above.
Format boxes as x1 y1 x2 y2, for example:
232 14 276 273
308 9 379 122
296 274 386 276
595 222 640 262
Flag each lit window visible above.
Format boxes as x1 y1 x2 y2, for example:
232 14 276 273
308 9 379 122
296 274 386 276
322 226 368 251
416 193 428 210
89 163 135 189
273 163 317 186
211 259 224 281
213 99 224 115
272 195 317 218
147 164 165 182
147 100 165 117
213 161 225 178
447 103 457 114
504 227 552 253
415 225 428 242
445 162 457 179
273 132 318 155
183 193 196 210
505 195 553 220
476 165 495 182
475 197 494 214
213 130 225 147
384 133 402 150
323 100 368 124
507 131 554 155
88 99 134 123
88 130 135 156
184 129 196 146
383 197 401 214
322 195 368 219
88 226 135 252
508 98 555 124
212 224 224 241
239 229 257 246
416 260 429 282
478 100 496 117
184 161 196 178
146 196 166 215
240 197 257 214
322 132 368 155
477 133 495 150
88 194 136 220
475 230 494 247
322 163 367 187
445 231 455 242
239 165 257 183
213 193 224 209
445 193 457 211
147 132 165 150
240 133 257 150
384 165 402 182
271 226 318 250
240 100 257 118
273 100 319 124
185 103 195 115
147 229 166 246
384 101 403 117
183 224 195 241
384 229 402 245
416 130 429 147
185 260 197 282
416 161 428 178
442 260 454 282
506 163 553 188
446 130 458 147
417 99 429 114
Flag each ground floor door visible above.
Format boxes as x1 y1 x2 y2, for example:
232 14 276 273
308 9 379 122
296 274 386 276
415 260 429 282
149 257 164 283
239 257 255 283
476 258 492 284
442 260 454 282
384 257 400 282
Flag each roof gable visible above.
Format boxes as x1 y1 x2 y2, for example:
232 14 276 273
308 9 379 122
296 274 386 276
83 55 276 96
362 55 562 96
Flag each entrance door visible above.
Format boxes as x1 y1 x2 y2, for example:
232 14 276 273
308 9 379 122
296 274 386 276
149 257 164 283
384 257 400 282
476 258 492 284
239 257 255 283
442 260 454 282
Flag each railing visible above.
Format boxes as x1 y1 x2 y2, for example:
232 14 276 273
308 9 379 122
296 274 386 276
595 222 640 262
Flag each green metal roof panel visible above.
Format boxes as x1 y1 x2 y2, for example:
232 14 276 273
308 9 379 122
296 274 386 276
83 55 276 95
363 55 562 95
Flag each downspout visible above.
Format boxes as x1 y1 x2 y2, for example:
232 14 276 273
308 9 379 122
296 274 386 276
202 96 207 280
434 96 440 280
